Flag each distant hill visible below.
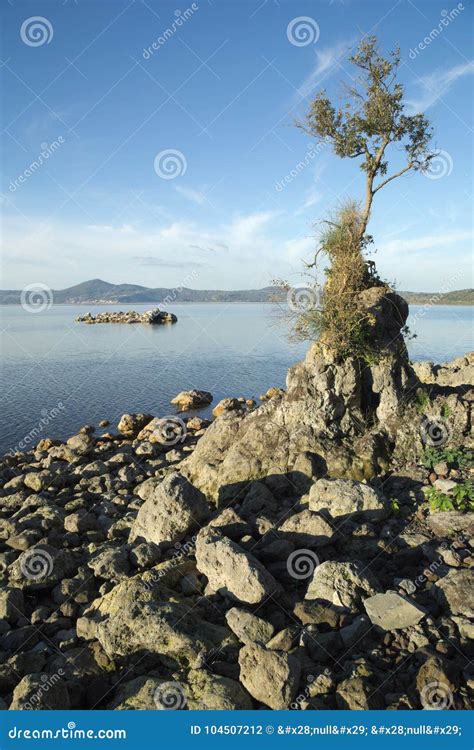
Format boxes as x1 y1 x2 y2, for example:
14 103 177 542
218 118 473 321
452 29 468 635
399 289 474 305
0 280 472 305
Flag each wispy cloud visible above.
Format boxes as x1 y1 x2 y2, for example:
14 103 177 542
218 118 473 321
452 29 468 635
380 229 473 256
407 61 474 112
296 39 355 100
174 185 208 205
133 256 208 269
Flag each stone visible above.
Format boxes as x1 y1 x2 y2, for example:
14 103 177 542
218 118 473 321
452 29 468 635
427 511 474 539
195 527 279 605
107 676 166 710
364 591 426 630
225 607 274 645
416 656 456 710
66 433 93 454
129 472 209 546
294 600 340 628
432 569 474 618
238 643 301 709
307 478 388 520
77 309 176 326
278 510 335 547
64 510 99 533
117 413 153 437
336 677 373 710
185 669 253 710
171 390 213 411
88 545 130 581
305 561 380 612
77 577 235 667
212 398 244 418
433 479 458 494
207 509 250 539
9 673 70 710
0 588 24 624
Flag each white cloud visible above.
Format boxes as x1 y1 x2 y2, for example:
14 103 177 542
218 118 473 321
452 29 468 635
174 185 208 205
379 229 473 256
296 39 355 100
407 61 474 112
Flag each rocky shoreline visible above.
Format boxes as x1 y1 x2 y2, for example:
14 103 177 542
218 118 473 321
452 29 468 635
0 286 473 711
76 308 177 325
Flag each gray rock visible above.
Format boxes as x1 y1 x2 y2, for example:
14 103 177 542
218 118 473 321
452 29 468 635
9 673 70 710
278 510 335 547
195 527 279 605
427 511 474 539
364 591 426 630
307 478 388 520
433 569 474 618
0 588 24 624
305 560 380 612
88 545 130 581
117 413 153 437
185 669 253 710
129 472 209 546
238 642 301 709
225 607 274 645
171 390 213 411
77 577 235 666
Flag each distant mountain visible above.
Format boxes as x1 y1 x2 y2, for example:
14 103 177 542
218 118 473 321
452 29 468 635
399 289 474 305
0 280 472 306
0 279 286 305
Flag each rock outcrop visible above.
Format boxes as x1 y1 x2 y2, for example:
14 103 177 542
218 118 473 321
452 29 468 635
76 309 177 325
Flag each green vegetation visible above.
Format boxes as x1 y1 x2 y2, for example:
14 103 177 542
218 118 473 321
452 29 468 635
285 36 434 357
420 446 473 471
425 481 474 513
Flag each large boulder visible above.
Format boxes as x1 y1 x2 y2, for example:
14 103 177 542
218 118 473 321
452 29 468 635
129 472 209 546
76 576 235 667
238 643 301 709
195 527 279 604
9 673 70 710
305 560 380 612
171 390 213 412
364 591 426 630
117 413 153 437
278 510 335 547
432 569 474 619
225 607 274 645
307 478 388 521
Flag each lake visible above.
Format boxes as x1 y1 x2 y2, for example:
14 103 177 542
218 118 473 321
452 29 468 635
1 303 472 455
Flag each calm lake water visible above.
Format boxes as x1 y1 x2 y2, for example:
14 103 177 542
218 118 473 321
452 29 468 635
1 303 472 455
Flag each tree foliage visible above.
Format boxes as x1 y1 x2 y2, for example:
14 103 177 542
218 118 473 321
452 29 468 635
300 36 434 237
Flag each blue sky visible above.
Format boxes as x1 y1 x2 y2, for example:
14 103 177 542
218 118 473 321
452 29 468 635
1 0 473 291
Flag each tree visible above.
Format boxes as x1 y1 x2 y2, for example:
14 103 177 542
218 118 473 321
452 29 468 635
300 36 434 240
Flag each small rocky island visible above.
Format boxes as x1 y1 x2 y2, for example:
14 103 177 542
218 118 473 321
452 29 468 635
76 308 177 325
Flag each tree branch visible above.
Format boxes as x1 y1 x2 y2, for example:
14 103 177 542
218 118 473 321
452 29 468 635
373 163 413 193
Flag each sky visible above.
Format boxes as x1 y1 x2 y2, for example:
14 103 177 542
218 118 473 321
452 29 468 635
1 0 473 292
